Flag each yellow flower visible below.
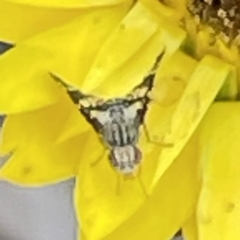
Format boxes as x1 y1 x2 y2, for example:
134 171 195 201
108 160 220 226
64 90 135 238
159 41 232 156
0 1 237 240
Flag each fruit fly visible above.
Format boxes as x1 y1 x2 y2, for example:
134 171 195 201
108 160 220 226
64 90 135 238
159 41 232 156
49 50 165 177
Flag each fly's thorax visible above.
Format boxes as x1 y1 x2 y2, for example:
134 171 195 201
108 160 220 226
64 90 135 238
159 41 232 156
96 101 141 147
109 145 142 175
102 119 139 147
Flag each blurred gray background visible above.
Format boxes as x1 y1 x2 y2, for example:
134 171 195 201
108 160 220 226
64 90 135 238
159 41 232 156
0 177 182 240
0 178 77 240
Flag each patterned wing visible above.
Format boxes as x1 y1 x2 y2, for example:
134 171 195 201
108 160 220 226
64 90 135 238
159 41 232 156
132 49 165 96
126 50 165 124
49 72 104 132
0 41 14 54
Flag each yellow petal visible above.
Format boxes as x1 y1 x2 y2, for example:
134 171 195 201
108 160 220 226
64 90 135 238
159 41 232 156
4 0 131 7
55 104 90 143
182 213 198 240
142 0 186 55
198 103 240 240
162 0 186 13
82 1 185 95
83 2 160 92
146 50 197 143
151 55 231 190
216 66 238 100
0 0 132 42
140 0 181 21
0 49 64 114
0 4 131 114
0 97 88 185
76 130 200 240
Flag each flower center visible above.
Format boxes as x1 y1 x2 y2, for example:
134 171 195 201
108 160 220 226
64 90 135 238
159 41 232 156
188 0 240 44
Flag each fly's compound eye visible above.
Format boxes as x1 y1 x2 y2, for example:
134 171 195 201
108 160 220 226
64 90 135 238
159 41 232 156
133 146 142 164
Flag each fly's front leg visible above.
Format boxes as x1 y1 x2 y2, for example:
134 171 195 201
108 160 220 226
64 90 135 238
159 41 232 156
142 123 174 148
116 167 149 198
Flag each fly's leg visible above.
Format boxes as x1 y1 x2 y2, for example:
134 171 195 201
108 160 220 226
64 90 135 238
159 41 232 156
142 123 174 147
137 165 149 198
90 148 123 196
117 167 149 198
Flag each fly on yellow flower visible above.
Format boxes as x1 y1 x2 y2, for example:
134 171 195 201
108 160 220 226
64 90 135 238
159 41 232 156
0 0 237 240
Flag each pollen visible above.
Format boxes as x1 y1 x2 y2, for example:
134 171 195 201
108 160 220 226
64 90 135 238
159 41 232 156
187 0 240 45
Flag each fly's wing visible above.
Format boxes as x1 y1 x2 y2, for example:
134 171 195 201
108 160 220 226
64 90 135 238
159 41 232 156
0 41 14 54
132 49 165 98
126 50 165 124
49 72 104 132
